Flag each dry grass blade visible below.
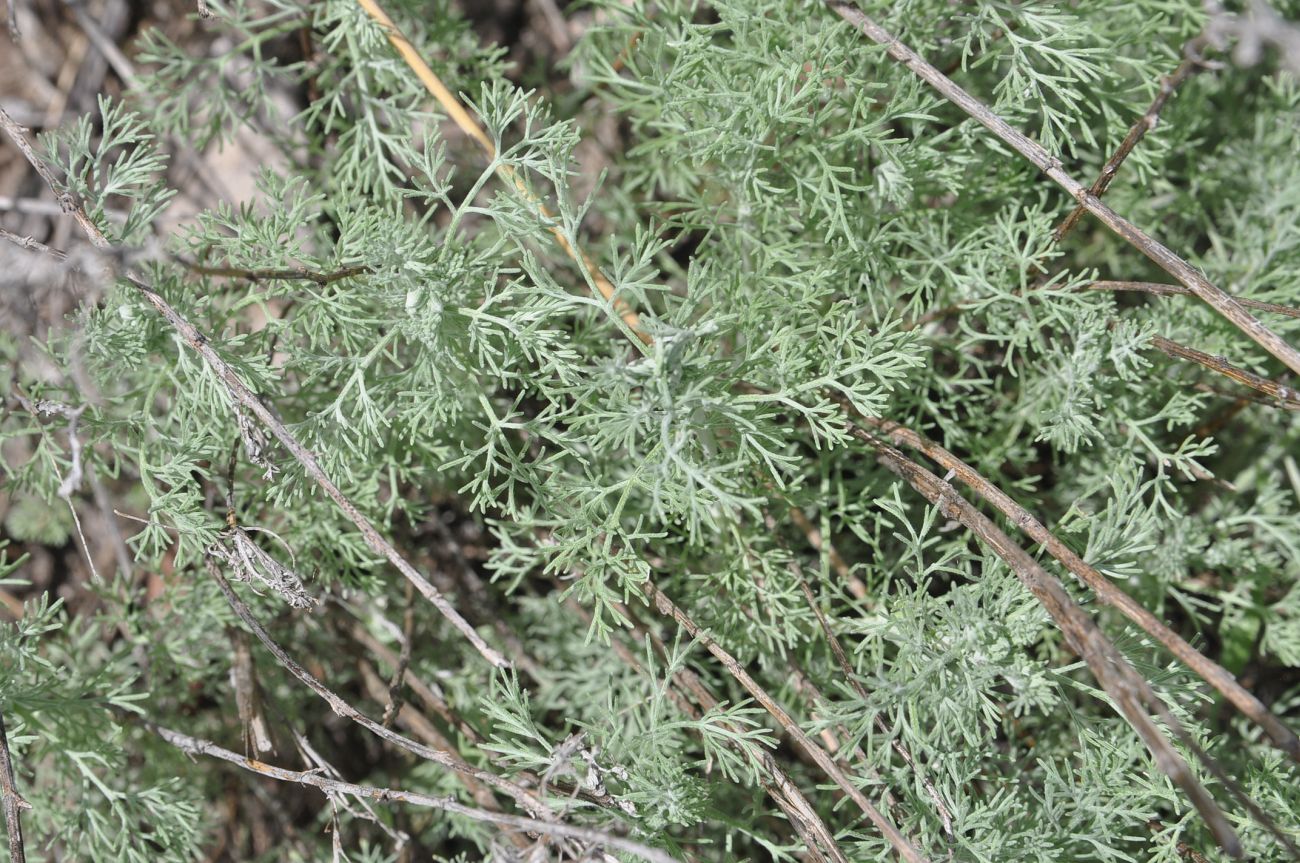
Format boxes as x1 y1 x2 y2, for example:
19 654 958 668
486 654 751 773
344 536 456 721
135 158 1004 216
353 0 648 343
826 0 1300 379
848 427 1245 857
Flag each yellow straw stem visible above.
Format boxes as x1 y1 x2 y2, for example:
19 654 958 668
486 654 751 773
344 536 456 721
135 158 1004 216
355 0 649 343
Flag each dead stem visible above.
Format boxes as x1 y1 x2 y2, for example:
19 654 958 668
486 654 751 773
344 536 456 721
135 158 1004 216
827 1 1300 378
206 558 544 815
639 581 933 863
353 0 648 343
132 716 679 863
0 710 30 863
846 408 1300 763
1150 335 1300 408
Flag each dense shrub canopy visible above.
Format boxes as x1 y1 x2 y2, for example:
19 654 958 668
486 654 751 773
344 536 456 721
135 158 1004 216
1 1 1299 861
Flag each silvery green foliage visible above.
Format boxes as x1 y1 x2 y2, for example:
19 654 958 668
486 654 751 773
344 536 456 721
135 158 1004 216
2 0 1299 860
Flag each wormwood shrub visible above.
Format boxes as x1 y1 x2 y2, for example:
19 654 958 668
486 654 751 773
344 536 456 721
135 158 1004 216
1 0 1299 860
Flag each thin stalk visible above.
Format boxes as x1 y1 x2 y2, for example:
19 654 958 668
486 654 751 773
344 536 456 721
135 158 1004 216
827 1 1300 378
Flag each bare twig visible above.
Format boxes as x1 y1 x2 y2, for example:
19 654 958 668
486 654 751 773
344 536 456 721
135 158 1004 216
732 517 947 835
1149 335 1300 408
827 1 1300 378
134 717 678 863
0 109 105 247
347 600 636 819
210 526 314 609
1055 40 1210 241
1192 387 1258 436
848 410 1300 763
206 559 539 814
64 2 137 88
640 582 932 863
781 665 930 838
422 514 548 680
909 289 1300 408
1086 281 1300 319
848 426 1300 858
185 262 370 286
903 278 1300 409
0 710 30 863
88 472 134 581
566 598 850 863
0 104 506 667
381 581 416 729
0 226 66 259
1051 31 1300 414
